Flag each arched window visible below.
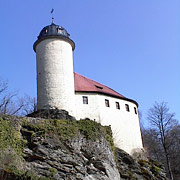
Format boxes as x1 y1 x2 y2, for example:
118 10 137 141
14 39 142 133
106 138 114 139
134 107 137 114
116 102 120 110
125 104 130 112
105 99 110 107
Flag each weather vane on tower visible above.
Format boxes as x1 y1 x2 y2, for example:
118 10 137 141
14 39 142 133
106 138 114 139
51 8 54 24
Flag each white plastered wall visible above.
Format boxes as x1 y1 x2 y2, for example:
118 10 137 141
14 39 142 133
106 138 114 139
75 92 143 154
75 93 100 121
35 38 75 116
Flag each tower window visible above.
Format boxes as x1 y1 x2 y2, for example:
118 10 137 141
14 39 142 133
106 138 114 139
105 99 110 107
134 107 137 114
82 96 88 104
116 102 120 110
125 104 130 112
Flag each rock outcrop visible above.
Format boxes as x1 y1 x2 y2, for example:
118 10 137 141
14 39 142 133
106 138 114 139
22 118 120 180
27 109 75 121
0 114 168 180
115 148 168 180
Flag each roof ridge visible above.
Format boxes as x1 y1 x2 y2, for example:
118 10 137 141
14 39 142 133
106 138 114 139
74 72 138 107
74 72 125 97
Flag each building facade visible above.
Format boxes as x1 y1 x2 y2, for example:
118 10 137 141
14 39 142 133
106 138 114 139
33 22 143 154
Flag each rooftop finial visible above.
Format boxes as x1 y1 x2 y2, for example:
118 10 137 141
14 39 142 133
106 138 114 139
51 8 54 24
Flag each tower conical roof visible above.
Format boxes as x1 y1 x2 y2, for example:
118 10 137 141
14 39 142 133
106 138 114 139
33 22 75 52
38 23 70 40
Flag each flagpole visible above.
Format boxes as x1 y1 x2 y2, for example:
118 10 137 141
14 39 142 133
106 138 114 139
51 8 54 24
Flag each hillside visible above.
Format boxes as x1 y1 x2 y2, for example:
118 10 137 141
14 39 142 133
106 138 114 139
0 111 168 180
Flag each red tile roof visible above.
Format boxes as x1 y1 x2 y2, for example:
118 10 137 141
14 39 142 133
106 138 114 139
74 72 125 99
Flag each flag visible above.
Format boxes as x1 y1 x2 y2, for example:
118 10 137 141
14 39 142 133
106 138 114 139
51 8 54 14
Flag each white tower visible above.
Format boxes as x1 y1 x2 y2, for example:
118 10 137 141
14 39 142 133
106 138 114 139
33 22 75 116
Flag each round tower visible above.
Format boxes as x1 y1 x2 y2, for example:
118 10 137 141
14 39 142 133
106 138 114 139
33 22 75 116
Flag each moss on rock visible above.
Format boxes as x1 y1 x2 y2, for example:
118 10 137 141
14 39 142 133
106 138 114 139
0 116 26 156
22 118 113 147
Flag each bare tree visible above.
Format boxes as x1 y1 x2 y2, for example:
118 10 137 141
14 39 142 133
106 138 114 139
142 122 180 179
142 128 162 161
20 95 37 115
0 78 23 115
168 124 180 179
147 102 175 180
0 79 8 94
0 78 36 116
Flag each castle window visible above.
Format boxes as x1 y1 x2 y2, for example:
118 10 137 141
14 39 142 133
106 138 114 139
82 96 88 104
134 107 137 114
105 99 110 107
125 104 129 112
116 102 120 110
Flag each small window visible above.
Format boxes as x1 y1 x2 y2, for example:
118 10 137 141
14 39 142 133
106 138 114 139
116 102 120 110
82 96 88 104
125 104 130 112
105 99 110 107
95 85 103 90
134 107 137 114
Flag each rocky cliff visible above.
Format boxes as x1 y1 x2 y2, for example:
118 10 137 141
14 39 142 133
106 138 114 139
0 112 168 180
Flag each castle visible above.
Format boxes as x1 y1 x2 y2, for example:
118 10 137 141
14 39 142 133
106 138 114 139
33 21 143 154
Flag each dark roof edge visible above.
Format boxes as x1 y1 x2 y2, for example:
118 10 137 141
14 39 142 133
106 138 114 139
75 90 139 107
33 35 75 52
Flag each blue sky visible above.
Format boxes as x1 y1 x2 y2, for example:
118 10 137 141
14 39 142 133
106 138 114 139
0 0 180 125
